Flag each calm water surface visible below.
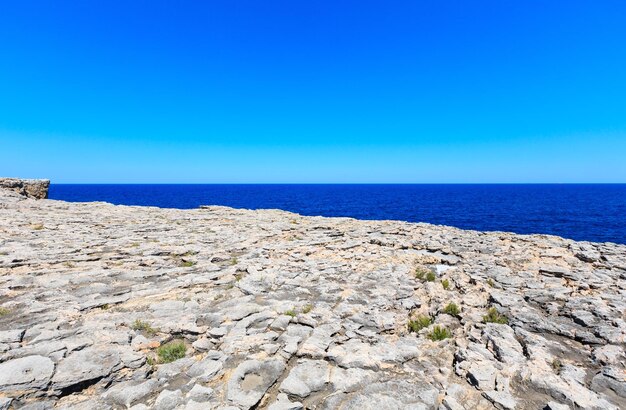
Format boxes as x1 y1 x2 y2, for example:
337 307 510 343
49 184 626 245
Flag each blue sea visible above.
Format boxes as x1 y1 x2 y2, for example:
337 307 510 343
49 184 626 245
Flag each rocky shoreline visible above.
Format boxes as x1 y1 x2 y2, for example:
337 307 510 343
0 180 624 409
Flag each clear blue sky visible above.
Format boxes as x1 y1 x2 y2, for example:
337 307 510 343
1 1 625 183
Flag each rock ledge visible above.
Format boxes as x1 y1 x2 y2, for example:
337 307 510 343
0 177 50 199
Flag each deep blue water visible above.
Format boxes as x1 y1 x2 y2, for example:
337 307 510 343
49 184 626 245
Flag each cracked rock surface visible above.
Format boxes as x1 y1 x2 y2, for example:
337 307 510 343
0 186 625 409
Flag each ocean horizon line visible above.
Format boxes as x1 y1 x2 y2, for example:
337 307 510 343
49 182 626 185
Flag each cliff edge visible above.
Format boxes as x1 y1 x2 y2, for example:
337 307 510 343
0 177 50 199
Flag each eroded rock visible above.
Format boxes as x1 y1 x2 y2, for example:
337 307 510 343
226 359 286 409
0 185 624 409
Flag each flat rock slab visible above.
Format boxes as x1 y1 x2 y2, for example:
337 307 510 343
279 359 330 398
227 359 286 409
51 347 121 391
0 355 55 391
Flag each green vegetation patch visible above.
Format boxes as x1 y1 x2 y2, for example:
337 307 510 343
415 267 436 282
428 325 452 341
284 308 297 317
408 315 432 333
483 307 508 324
442 302 460 316
415 267 428 280
180 260 196 267
0 307 11 316
132 319 158 336
157 340 186 363
302 304 313 314
441 279 450 290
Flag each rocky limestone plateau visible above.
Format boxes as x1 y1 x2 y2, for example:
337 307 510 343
0 181 624 410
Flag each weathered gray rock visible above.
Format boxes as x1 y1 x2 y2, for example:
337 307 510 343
0 329 25 344
467 362 497 390
340 379 439 409
16 401 55 410
330 367 376 393
154 357 194 380
102 379 159 407
279 359 330 398
591 367 626 398
268 393 303 410
52 347 121 390
227 359 286 409
0 398 12 410
483 390 517 409
187 383 214 402
592 345 624 365
191 337 213 352
544 401 571 410
483 324 526 364
186 357 223 382
154 389 184 410
0 355 54 391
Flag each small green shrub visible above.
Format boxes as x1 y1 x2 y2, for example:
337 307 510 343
428 326 452 341
443 302 460 316
408 315 432 333
234 272 244 281
551 358 562 373
132 319 157 336
487 278 495 287
441 279 450 290
32 224 44 230
483 307 508 324
302 304 313 314
180 260 196 267
230 257 238 266
284 308 297 317
415 267 428 280
416 267 436 282
0 307 11 316
157 341 186 363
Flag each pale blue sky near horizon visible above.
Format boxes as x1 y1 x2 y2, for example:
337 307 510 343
1 1 626 183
